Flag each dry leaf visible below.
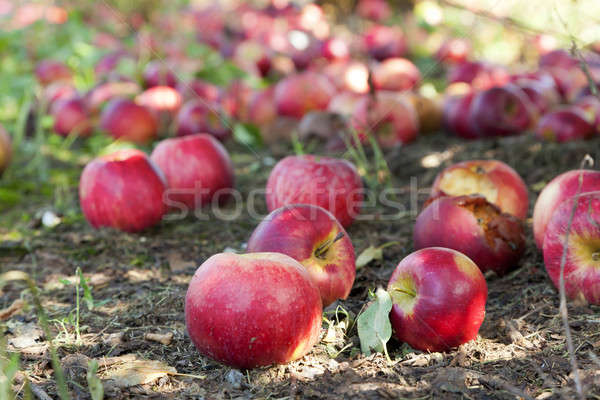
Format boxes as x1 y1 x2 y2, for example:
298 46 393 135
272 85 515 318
0 299 24 320
144 332 173 346
167 252 196 272
103 359 176 388
355 246 383 269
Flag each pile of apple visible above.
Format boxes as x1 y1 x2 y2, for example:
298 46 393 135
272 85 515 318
443 49 600 142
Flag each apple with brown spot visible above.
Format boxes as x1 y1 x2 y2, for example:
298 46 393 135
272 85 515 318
430 159 529 219
79 149 167 232
543 191 600 304
185 252 323 368
387 247 487 352
414 195 526 276
247 204 355 307
532 169 600 249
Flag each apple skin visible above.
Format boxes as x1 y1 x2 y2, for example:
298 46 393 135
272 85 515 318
52 98 93 138
0 124 12 177
435 38 470 64
574 95 600 132
150 134 234 210
247 204 356 306
543 191 600 304
142 60 177 88
532 170 600 249
351 91 419 148
85 80 141 114
135 86 182 115
414 195 526 276
274 72 335 119
430 159 529 219
321 37 350 61
327 91 363 116
468 84 536 137
185 252 323 369
322 61 370 94
534 107 594 143
44 82 79 112
372 58 421 92
177 79 220 103
387 247 487 352
515 79 560 116
266 155 363 228
35 59 72 85
79 149 167 233
357 0 391 22
175 100 230 141
99 98 158 144
447 61 509 89
363 25 407 61
443 92 480 139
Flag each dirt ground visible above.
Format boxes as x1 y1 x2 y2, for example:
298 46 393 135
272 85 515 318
1 132 600 399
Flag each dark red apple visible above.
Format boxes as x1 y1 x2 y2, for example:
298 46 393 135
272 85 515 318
0 124 12 177
543 191 600 304
371 58 421 92
574 95 600 132
387 247 487 352
447 61 509 89
52 98 93 137
99 98 158 143
175 100 230 141
363 25 407 61
443 91 480 139
468 84 536 137
534 107 594 142
435 38 470 64
185 252 323 368
414 195 526 276
247 204 355 306
150 134 234 210
321 37 350 61
266 155 363 228
430 159 529 219
274 71 335 119
35 59 72 85
142 60 178 88
177 80 220 103
532 169 600 249
79 149 167 232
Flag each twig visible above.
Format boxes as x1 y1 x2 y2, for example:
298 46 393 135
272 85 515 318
29 382 52 400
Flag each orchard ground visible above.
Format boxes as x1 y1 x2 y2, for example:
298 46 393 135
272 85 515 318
2 132 599 399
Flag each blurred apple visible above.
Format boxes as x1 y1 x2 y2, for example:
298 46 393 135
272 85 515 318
52 98 93 138
100 98 158 143
372 58 421 92
363 25 407 61
0 124 12 177
175 100 230 141
142 60 177 88
534 107 594 142
274 71 335 119
35 59 71 86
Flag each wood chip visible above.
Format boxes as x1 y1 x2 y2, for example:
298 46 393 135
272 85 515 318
144 332 173 346
0 298 24 320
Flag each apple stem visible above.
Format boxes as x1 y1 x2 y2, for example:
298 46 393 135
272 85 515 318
392 287 416 298
314 232 345 259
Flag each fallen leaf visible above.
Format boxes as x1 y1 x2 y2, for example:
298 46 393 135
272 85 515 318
357 288 392 356
144 332 174 346
167 252 196 272
356 246 383 269
0 299 24 321
102 359 176 388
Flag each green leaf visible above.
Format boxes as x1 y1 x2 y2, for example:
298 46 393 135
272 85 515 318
196 61 246 86
356 246 383 270
233 123 263 148
357 288 392 356
77 267 94 310
87 359 104 400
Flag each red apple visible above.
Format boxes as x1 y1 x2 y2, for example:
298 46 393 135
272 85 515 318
274 71 335 119
266 155 363 228
43 82 78 112
447 61 509 90
233 40 272 77
322 61 370 94
175 100 230 141
534 107 594 142
247 204 355 306
357 0 391 22
85 80 141 114
219 80 253 121
543 191 600 304
327 91 363 116
443 91 480 139
321 37 350 61
142 60 177 88
150 134 234 210
414 195 526 276
185 252 323 368
430 159 529 219
99 98 158 143
539 49 578 70
435 38 470 64
79 149 167 232
52 98 93 137
387 247 487 352
35 59 71 85
532 170 600 249
177 79 220 103
372 58 421 92
468 84 536 137
246 88 277 127
135 86 182 115
574 95 600 132
0 124 12 177
363 25 407 61
351 91 419 148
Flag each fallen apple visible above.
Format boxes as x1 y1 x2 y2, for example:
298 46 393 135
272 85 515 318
175 100 230 141
52 97 93 138
99 98 158 143
274 71 335 119
534 106 594 143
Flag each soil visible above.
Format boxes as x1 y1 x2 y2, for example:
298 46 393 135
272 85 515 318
1 132 600 399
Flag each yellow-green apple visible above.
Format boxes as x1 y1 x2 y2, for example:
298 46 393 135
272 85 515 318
266 155 363 228
414 195 526 276
532 169 600 249
150 133 234 210
387 247 487 352
351 91 419 148
363 25 407 61
372 58 421 92
99 98 158 143
52 98 93 137
79 149 167 232
0 124 12 177
274 71 335 119
468 84 536 137
142 60 177 88
543 191 600 304
247 204 355 306
185 252 323 368
534 106 594 142
175 100 230 141
35 59 72 86
430 159 529 219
